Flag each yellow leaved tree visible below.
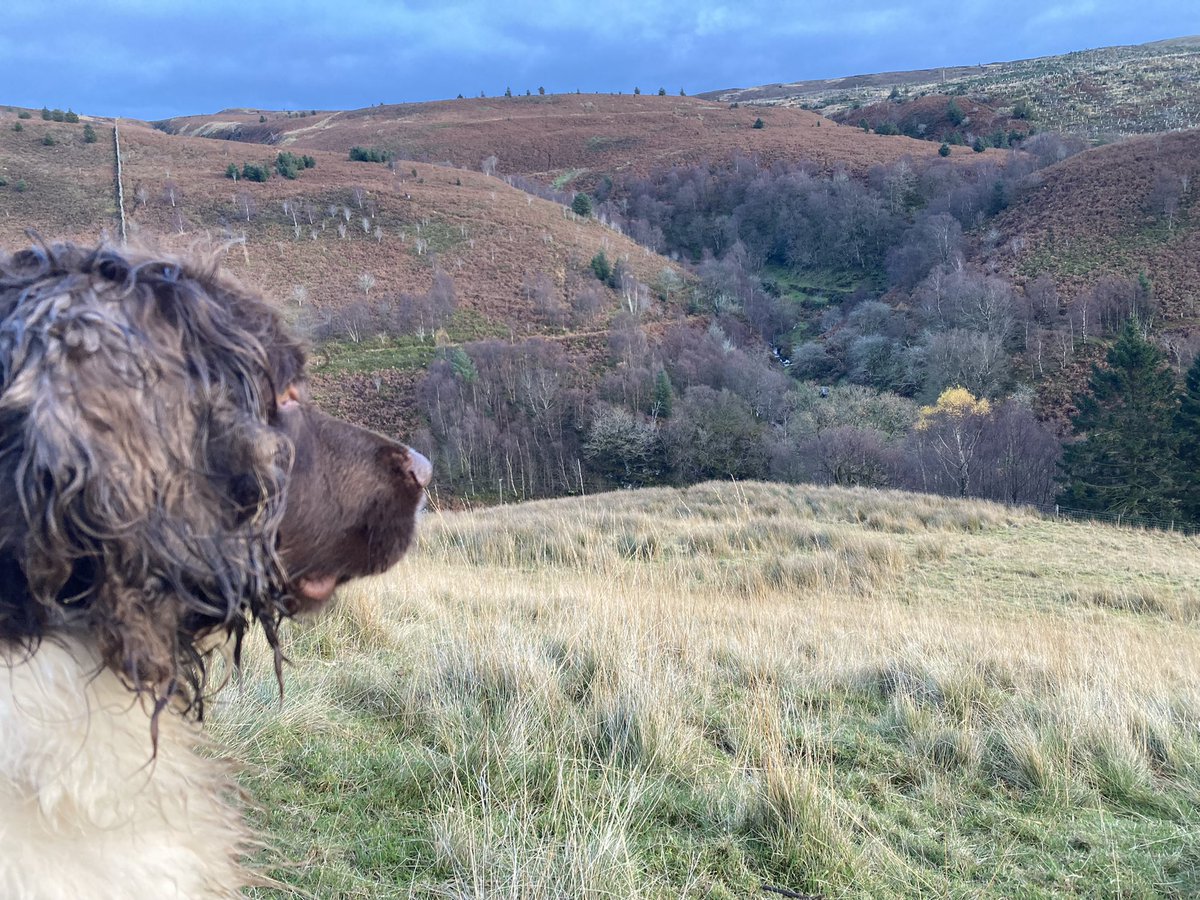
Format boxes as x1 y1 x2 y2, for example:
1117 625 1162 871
915 387 992 497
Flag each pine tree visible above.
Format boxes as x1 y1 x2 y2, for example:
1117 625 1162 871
1175 352 1200 521
590 251 611 283
1059 320 1180 518
571 192 592 217
651 369 673 420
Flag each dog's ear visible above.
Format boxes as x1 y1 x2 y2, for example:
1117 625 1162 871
0 242 294 711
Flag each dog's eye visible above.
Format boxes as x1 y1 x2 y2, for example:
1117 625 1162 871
277 384 302 411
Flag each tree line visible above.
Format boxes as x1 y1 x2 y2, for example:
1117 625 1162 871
328 132 1196 520
408 317 1061 507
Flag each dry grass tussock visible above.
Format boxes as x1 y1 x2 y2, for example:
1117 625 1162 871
214 481 1200 898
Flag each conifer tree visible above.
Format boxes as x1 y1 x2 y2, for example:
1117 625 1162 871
1175 352 1200 521
651 369 673 420
1059 320 1180 518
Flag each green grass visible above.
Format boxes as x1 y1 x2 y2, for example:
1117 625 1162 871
585 135 642 153
310 310 510 374
311 336 437 374
763 265 879 304
213 482 1200 898
552 169 588 189
1016 216 1196 281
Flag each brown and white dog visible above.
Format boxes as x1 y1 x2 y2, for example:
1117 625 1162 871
0 241 431 898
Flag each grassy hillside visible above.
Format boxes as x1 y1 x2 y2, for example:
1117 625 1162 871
156 93 972 188
213 482 1200 898
704 35 1200 139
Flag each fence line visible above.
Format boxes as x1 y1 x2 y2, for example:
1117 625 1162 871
113 120 127 243
1029 502 1200 537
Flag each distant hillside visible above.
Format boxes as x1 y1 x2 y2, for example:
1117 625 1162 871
827 94 1033 146
989 129 1200 322
155 93 973 189
702 35 1200 139
0 111 690 440
4 89 1199 511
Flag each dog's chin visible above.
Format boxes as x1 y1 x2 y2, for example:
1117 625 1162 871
291 574 341 610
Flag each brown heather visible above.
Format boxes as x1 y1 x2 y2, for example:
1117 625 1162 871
158 93 969 189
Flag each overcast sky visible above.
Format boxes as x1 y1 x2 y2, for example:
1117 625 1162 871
2 1 1197 119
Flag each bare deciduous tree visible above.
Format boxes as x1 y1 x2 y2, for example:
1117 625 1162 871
234 191 256 222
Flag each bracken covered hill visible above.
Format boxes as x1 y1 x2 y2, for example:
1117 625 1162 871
0 112 684 319
989 128 1200 323
0 111 692 437
156 93 979 189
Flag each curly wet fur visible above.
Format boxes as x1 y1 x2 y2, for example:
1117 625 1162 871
1 640 257 900
0 240 431 898
0 240 304 721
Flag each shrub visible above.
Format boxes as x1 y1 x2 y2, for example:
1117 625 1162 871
875 121 900 136
946 98 965 126
17 110 31 119
590 251 612 283
572 192 593 217
225 163 239 180
275 150 310 179
12 122 22 132
64 110 79 123
42 133 55 146
40 107 50 120
0 176 7 186
753 117 765 129
50 108 65 122
241 162 270 182
658 87 666 96
972 137 985 153
938 143 951 157
259 114 266 123
349 146 392 163
82 123 97 143
14 179 27 192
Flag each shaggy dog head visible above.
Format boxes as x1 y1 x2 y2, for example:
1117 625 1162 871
0 240 431 724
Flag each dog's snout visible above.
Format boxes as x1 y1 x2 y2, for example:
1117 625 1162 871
407 447 433 488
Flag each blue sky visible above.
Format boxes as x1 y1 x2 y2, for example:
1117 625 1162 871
2 1 1197 119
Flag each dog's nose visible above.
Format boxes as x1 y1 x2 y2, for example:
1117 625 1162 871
407 448 433 488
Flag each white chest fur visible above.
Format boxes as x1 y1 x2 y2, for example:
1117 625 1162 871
0 640 253 899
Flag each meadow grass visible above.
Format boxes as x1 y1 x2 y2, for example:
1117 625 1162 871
212 482 1200 898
